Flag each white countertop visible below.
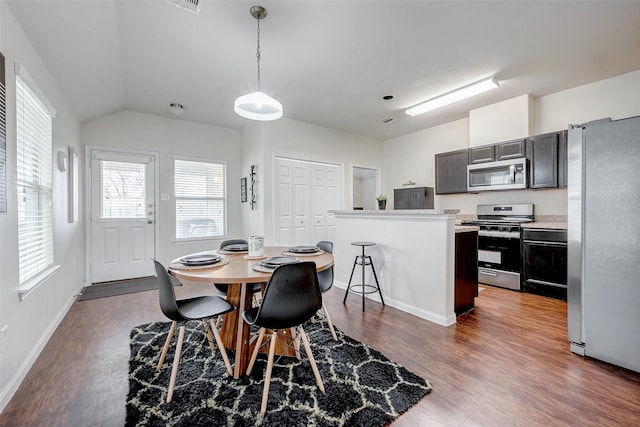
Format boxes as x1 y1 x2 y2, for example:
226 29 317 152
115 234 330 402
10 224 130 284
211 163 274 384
332 209 459 216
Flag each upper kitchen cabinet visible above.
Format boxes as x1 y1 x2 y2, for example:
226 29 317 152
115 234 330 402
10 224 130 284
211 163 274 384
435 149 469 194
496 139 526 160
557 130 568 188
394 186 434 209
526 131 559 189
469 144 496 164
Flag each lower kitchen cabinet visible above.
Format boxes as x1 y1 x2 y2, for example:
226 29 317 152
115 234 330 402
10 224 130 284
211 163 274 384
521 228 567 300
455 230 478 315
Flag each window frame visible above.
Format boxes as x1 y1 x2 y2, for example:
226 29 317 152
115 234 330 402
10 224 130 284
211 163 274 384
173 155 227 242
15 68 58 298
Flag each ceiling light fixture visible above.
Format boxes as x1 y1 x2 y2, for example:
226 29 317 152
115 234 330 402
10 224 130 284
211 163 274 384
234 6 283 121
405 77 499 117
169 102 184 115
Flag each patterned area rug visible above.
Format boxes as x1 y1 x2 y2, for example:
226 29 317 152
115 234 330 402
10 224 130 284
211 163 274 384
126 319 432 426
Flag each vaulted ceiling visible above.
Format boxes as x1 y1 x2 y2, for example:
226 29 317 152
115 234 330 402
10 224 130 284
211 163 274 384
7 0 640 140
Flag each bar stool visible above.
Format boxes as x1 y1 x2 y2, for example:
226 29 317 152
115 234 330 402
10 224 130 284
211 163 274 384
343 241 385 311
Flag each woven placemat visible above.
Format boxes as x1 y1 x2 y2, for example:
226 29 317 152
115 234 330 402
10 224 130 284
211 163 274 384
252 264 275 273
169 257 229 270
217 249 247 255
281 249 325 257
243 254 268 260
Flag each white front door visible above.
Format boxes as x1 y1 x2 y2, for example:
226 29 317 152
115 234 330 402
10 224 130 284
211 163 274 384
88 149 156 283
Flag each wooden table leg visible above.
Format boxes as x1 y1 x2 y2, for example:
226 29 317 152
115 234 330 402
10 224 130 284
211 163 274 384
220 283 252 379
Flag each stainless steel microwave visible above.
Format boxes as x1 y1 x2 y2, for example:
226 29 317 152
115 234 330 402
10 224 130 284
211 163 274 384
467 158 527 192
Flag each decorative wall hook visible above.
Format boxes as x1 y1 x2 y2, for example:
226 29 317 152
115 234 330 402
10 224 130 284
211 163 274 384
250 165 257 210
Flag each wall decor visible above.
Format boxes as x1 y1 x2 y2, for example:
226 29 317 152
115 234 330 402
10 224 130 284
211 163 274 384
68 147 79 222
241 177 247 203
0 52 6 213
250 165 256 210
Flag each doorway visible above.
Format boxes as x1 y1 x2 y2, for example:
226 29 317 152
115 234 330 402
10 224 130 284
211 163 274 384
352 166 379 210
86 147 158 283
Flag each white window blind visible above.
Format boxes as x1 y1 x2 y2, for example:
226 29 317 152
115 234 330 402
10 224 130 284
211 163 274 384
16 75 54 284
99 160 147 219
175 159 225 239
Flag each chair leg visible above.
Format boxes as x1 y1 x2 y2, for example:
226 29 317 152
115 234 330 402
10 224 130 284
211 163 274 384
298 326 325 393
322 301 338 341
246 328 266 375
166 325 185 403
369 257 385 306
260 331 278 416
208 319 233 376
157 321 177 371
290 327 302 360
343 257 358 304
202 319 216 353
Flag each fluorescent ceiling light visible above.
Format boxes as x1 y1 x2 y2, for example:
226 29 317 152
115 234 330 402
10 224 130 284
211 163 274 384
405 77 499 117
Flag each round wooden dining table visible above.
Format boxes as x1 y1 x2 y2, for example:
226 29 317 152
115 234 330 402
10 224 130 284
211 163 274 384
169 246 334 379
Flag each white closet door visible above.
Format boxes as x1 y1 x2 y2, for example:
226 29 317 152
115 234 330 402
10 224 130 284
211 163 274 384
293 162 310 245
311 164 327 243
325 165 341 243
274 158 293 245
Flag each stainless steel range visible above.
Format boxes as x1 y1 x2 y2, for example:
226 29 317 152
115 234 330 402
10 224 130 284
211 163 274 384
463 203 534 290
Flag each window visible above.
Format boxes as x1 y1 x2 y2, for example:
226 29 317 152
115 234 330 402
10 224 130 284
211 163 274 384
99 160 147 219
175 158 226 240
16 74 54 284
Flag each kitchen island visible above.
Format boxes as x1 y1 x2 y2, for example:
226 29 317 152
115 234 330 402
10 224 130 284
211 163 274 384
332 210 477 326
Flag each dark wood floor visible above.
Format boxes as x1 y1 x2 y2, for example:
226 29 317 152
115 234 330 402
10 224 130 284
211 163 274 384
2 283 640 426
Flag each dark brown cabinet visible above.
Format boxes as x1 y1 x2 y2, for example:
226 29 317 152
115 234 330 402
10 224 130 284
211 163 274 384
526 132 559 189
558 130 568 188
469 145 495 164
435 149 468 194
455 230 478 315
521 228 567 300
496 138 526 160
394 186 434 209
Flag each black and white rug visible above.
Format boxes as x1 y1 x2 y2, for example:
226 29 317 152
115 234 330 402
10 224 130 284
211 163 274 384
126 319 432 426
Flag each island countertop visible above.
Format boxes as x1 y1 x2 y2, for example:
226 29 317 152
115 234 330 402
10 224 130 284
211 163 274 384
331 209 460 216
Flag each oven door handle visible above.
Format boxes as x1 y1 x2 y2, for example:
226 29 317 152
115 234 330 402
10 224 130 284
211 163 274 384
479 269 498 276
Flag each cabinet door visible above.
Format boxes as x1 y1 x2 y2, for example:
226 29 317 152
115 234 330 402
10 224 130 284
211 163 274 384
435 149 468 194
469 145 496 164
409 188 425 209
496 139 526 160
527 132 559 189
394 188 410 209
558 130 568 188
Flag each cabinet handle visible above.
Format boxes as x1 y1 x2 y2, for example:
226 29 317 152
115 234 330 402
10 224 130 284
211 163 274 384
479 270 497 276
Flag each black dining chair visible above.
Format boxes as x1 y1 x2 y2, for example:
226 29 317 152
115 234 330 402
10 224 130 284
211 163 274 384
214 239 262 301
154 260 235 403
316 240 338 341
242 262 325 416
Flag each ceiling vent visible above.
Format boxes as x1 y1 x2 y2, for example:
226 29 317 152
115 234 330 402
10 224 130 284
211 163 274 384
165 0 201 15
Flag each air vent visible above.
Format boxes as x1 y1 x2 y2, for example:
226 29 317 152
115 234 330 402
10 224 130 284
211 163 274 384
165 0 201 14
381 117 393 123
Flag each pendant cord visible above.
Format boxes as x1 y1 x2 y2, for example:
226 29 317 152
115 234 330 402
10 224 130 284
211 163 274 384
256 18 261 91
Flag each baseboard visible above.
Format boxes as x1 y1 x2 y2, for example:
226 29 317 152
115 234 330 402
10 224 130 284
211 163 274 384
0 283 83 413
334 281 456 327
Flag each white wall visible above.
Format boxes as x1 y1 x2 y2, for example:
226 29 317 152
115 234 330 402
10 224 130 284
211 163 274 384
81 110 242 266
383 118 469 210
383 69 640 216
242 118 384 244
1 2 84 410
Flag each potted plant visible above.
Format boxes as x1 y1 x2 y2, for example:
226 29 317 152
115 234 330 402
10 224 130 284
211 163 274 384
376 194 387 210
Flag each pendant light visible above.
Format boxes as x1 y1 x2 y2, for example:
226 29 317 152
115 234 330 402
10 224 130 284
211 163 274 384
234 6 283 121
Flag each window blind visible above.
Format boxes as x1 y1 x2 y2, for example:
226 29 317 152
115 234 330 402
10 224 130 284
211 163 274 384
16 75 54 284
175 159 225 239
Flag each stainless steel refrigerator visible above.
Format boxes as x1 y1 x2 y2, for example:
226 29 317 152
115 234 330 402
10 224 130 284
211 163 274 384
568 115 640 373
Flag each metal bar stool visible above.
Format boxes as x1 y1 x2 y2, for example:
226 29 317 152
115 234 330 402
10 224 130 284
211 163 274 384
343 241 385 311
